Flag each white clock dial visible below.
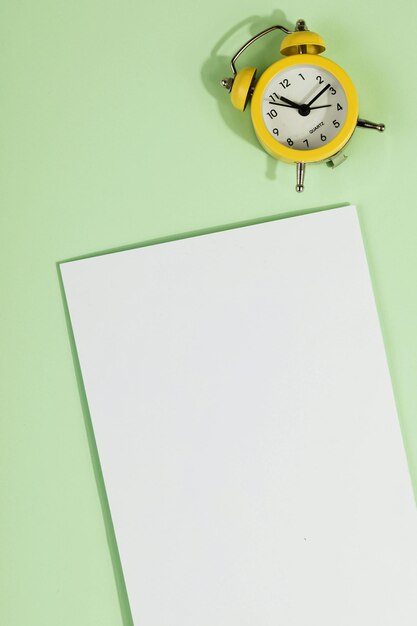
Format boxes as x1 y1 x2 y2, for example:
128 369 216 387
261 64 348 150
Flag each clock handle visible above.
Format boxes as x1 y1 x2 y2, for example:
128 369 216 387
220 24 295 110
229 25 292 77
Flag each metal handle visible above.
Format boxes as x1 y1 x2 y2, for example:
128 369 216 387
230 25 292 76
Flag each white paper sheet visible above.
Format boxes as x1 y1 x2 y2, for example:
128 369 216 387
61 206 417 625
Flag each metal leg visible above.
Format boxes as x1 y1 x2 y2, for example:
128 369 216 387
296 162 305 192
357 118 385 132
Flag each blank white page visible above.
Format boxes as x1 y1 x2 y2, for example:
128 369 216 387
61 206 417 625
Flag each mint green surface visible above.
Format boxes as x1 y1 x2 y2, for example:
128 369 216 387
1 2 416 625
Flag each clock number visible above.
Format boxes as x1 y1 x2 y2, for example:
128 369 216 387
316 75 324 84
267 109 278 119
287 138 294 146
298 73 305 80
320 133 327 142
333 120 340 128
269 91 280 103
337 103 343 111
303 139 309 148
273 128 279 136
279 78 291 89
329 86 337 95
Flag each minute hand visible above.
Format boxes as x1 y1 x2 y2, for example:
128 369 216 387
307 83 330 107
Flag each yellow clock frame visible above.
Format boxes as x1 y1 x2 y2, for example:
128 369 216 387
251 54 359 164
220 19 385 191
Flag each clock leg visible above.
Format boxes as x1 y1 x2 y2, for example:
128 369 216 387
296 162 305 193
357 118 385 132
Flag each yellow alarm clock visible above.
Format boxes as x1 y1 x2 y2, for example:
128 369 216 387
221 19 385 192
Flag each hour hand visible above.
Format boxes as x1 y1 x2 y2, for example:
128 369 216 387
276 95 301 109
268 101 298 109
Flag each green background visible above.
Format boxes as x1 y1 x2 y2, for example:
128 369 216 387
1 1 416 624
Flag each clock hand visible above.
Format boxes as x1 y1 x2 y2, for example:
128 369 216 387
268 101 300 108
309 104 332 109
306 83 330 107
277 95 302 109
268 102 331 110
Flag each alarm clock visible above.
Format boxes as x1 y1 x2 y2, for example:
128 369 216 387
221 19 385 192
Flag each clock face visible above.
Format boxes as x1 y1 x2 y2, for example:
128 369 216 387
261 64 348 151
